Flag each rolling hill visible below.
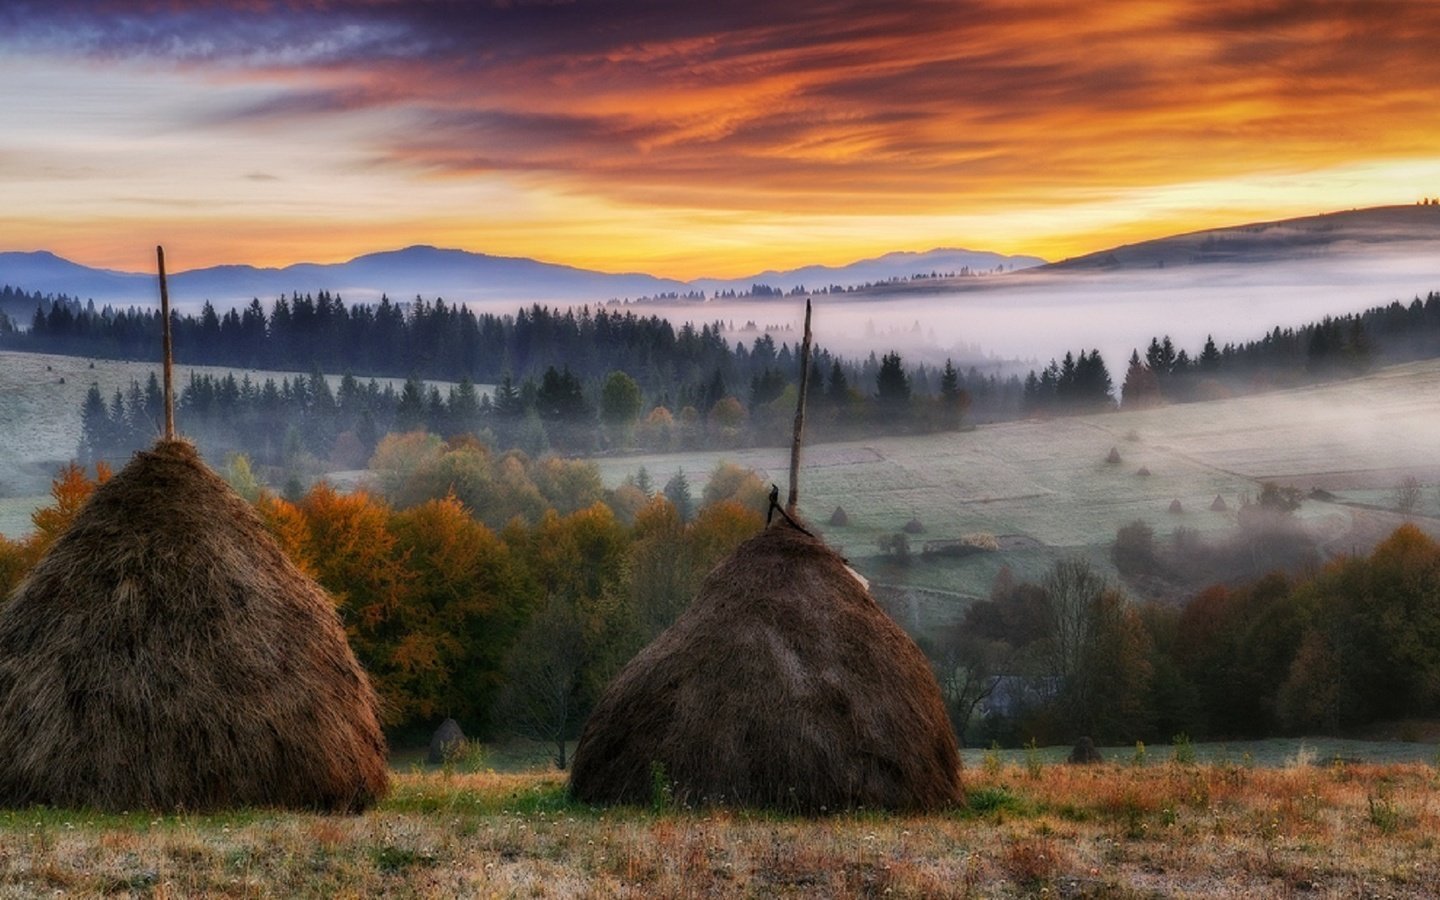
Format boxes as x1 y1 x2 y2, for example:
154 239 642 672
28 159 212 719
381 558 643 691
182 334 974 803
1046 204 1440 271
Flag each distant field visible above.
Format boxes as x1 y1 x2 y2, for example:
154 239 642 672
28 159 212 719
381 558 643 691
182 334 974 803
0 349 483 501
594 359 1440 622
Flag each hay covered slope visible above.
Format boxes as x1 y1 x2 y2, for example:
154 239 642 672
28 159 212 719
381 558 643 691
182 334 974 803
570 521 960 812
0 441 388 812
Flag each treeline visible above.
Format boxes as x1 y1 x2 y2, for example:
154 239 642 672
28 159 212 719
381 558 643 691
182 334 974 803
1120 292 1440 408
1021 349 1115 415
933 515 1440 747
0 440 769 752
1010 290 1440 418
74 355 1019 471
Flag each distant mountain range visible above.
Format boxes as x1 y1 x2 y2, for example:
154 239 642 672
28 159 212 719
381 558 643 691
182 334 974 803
0 245 1043 313
6 204 1439 313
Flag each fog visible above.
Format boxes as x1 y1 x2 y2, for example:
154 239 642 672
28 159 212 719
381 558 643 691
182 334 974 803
636 245 1440 374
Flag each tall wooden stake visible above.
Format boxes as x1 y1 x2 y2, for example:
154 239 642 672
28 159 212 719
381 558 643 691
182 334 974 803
787 299 813 513
157 245 175 440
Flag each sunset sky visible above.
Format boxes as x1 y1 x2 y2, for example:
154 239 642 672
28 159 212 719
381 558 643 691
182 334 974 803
2 0 1439 278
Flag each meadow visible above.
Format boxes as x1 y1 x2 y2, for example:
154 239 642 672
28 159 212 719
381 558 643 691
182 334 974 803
594 359 1440 627
0 349 471 511
2 753 1436 898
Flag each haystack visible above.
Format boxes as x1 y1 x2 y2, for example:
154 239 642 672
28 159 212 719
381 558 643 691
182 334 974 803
1168 498 1184 514
1106 447 1122 464
428 718 466 765
1068 736 1103 765
1210 494 1228 511
828 506 850 527
1136 466 1152 477
902 516 926 535
0 441 388 812
569 519 961 812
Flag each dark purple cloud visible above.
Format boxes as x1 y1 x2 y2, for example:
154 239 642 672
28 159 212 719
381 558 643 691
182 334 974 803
5 1 1439 215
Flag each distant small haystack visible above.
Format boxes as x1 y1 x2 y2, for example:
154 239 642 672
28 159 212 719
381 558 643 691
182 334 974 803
1068 737 1103 765
828 506 850 527
428 718 466 765
1106 447 1122 464
902 516 925 535
1211 494 1228 511
1169 499 1184 514
1136 466 1152 477
0 441 388 812
569 519 961 813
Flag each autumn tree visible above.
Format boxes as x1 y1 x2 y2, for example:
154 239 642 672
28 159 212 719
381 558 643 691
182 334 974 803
1040 558 1153 741
389 495 535 729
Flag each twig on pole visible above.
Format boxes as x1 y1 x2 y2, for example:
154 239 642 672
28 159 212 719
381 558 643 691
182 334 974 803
157 245 175 441
787 299 813 513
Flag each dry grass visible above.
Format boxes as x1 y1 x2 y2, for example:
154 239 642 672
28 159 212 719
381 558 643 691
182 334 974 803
1 760 1436 897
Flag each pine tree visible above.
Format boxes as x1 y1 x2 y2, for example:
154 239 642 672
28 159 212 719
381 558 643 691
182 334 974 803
664 469 694 523
78 384 108 464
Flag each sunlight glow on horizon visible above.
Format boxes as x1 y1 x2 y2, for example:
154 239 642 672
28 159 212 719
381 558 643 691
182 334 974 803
3 2 1439 278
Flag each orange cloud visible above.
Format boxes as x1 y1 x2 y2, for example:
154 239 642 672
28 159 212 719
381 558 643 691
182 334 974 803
3 1 1440 274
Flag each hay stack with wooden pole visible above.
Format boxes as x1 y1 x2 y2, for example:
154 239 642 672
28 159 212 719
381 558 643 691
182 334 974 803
570 301 961 812
0 248 387 812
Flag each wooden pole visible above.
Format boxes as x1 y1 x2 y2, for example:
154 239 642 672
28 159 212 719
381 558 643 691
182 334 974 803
787 299 813 513
157 245 175 441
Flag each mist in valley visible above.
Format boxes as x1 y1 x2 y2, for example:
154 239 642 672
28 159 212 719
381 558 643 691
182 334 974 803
642 244 1440 375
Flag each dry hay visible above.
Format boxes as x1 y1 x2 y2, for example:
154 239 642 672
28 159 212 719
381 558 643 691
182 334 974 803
428 718 466 765
0 441 388 813
569 519 961 813
1106 446 1122 464
1136 466 1152 477
827 506 850 527
1168 499 1184 514
902 516 926 535
1068 736 1103 765
1211 494 1229 511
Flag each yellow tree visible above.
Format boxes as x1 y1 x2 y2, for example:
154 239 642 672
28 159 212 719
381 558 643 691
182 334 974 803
389 495 536 728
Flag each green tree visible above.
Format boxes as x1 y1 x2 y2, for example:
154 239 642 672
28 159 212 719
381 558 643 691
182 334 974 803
599 371 642 446
664 469 694 523
875 351 911 414
937 358 969 430
78 383 108 464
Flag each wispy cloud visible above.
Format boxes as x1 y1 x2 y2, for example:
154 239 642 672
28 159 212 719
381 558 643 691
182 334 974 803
2 1 1439 271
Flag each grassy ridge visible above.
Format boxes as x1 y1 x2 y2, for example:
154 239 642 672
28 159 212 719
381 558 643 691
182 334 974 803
2 758 1436 897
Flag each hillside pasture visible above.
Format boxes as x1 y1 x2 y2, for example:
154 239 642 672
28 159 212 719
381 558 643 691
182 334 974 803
595 360 1440 617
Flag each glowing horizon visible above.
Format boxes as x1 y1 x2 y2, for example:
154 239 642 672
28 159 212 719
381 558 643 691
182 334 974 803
3 1 1439 280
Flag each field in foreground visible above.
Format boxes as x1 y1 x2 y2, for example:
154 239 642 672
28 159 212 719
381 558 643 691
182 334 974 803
1 760 1436 898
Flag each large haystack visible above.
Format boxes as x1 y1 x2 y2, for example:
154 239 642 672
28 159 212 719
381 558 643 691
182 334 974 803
828 506 850 527
0 441 388 812
569 519 961 813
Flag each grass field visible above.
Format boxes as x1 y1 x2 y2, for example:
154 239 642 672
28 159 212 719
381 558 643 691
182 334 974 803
2 752 1436 897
